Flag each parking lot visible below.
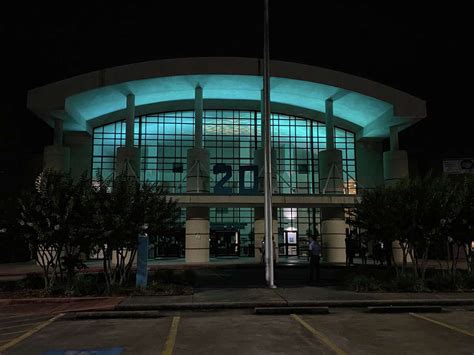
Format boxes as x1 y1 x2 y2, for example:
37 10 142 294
1 307 473 354
0 311 61 354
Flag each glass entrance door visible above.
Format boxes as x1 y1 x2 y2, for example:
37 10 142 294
279 231 299 256
210 229 240 257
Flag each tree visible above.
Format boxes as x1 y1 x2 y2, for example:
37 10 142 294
349 175 466 285
89 174 181 290
17 171 91 289
348 186 398 268
446 175 474 273
402 175 458 283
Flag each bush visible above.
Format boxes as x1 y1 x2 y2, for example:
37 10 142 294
461 273 474 290
425 272 463 291
385 274 425 292
72 274 106 296
19 273 45 290
1 273 45 293
152 269 196 286
0 280 18 292
347 275 382 292
148 281 192 295
183 269 197 286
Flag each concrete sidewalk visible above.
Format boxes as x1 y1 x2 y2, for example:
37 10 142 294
118 287 474 310
0 297 125 315
0 257 309 280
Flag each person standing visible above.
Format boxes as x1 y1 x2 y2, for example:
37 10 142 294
360 239 368 265
345 231 355 266
308 236 321 285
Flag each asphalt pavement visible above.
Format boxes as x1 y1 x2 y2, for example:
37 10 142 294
3 307 473 354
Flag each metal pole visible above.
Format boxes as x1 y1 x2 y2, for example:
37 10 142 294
263 0 275 288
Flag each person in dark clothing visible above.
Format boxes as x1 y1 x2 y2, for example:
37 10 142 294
345 232 355 266
360 239 368 265
308 236 321 284
383 241 392 267
373 241 384 265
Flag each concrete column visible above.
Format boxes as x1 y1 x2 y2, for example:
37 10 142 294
43 118 70 172
321 208 346 263
389 126 399 151
319 110 346 262
125 94 135 148
195 86 203 148
384 125 410 263
383 126 408 187
325 98 335 150
185 86 210 263
53 118 63 146
254 208 279 263
185 208 210 263
319 149 344 194
116 94 140 178
187 148 210 193
383 150 409 187
116 147 140 178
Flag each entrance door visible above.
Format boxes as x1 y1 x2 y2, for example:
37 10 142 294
280 231 299 256
210 229 240 257
149 228 185 258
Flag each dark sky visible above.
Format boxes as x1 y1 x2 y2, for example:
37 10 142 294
1 1 473 191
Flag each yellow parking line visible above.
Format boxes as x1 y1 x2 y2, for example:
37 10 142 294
290 314 347 355
410 313 473 337
0 312 41 320
0 328 38 337
0 322 45 331
0 313 63 353
0 314 52 324
161 316 181 355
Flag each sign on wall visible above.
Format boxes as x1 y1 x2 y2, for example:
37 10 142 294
443 159 474 174
213 164 259 194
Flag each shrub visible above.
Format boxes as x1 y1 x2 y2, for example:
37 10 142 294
425 272 463 291
148 281 193 296
72 274 106 296
385 274 425 292
152 269 194 286
183 270 197 286
347 275 382 292
0 280 18 292
461 273 474 290
19 273 45 290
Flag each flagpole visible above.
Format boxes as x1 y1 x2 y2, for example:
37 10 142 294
263 0 276 288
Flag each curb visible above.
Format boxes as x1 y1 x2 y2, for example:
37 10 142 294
366 306 442 313
286 299 474 307
117 301 288 311
255 306 330 315
0 297 124 305
63 310 163 320
116 298 474 311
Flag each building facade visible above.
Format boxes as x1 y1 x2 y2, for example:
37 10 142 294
27 57 426 264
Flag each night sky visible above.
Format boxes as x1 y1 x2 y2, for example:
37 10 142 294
1 1 473 194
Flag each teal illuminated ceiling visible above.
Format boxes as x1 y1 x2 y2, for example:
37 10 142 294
27 58 426 139
64 74 392 136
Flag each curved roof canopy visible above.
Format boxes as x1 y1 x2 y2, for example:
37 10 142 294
27 57 426 139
